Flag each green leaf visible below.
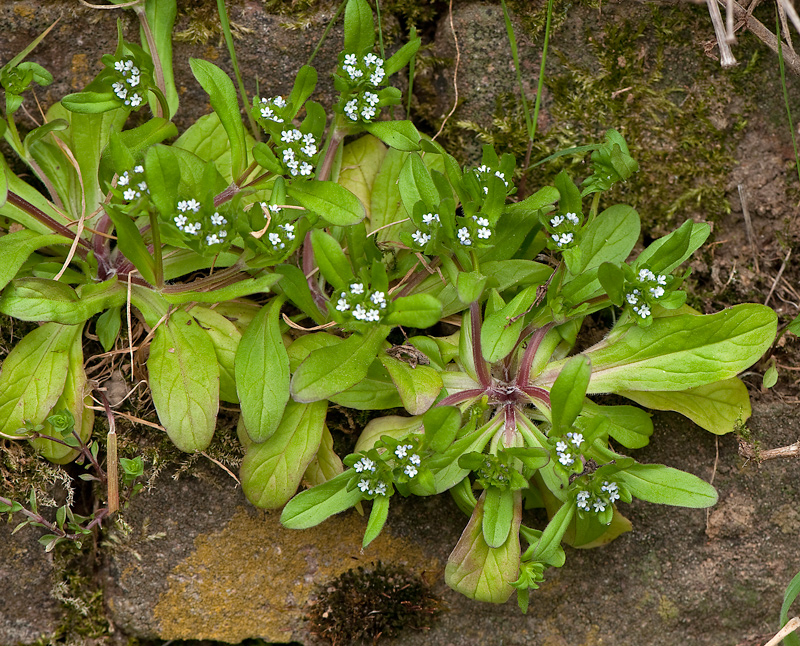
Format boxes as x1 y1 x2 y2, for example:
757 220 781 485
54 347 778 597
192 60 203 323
60 91 121 114
287 65 318 117
482 487 516 548
379 355 442 415
343 0 374 55
338 134 387 219
355 415 423 453
291 326 389 402
370 148 409 243
617 464 717 508
0 230 71 293
780 570 800 646
763 360 778 389
148 310 219 452
480 285 538 363
619 378 750 435
581 401 653 449
161 272 281 305
569 204 640 276
275 264 326 324
189 305 242 404
398 152 437 215
105 207 156 285
280 471 363 529
636 220 710 274
174 112 237 178
550 354 591 432
142 0 179 117
423 405 462 453
365 121 421 151
456 271 488 305
310 229 353 290
96 306 122 353
0 277 126 324
526 500 575 566
0 323 79 437
554 171 581 215
445 490 520 603
363 495 390 548
538 305 777 393
189 58 247 179
384 294 443 328
330 360 403 410
383 35 422 77
241 400 327 509
288 180 366 226
235 299 290 442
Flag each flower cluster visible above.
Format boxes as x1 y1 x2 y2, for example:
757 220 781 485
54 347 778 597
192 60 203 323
625 267 670 320
459 451 528 492
170 198 231 250
393 443 421 479
547 211 581 249
473 164 512 196
258 203 296 251
255 95 287 125
353 456 389 497
409 211 440 248
334 282 388 324
576 480 620 514
554 431 584 468
110 57 145 109
115 165 148 204
338 52 386 123
276 128 318 177
455 215 493 248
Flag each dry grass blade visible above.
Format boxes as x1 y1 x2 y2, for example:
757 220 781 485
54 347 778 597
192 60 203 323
761 615 800 646
707 0 738 66
765 249 791 306
738 184 759 273
721 0 800 74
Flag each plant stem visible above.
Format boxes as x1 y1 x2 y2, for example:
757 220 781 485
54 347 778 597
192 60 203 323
6 191 91 256
529 0 554 146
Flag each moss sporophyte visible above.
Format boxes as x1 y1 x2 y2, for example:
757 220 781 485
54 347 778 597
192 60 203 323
0 0 777 612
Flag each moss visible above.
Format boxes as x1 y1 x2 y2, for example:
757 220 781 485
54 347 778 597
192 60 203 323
455 5 752 235
306 560 441 644
174 0 252 45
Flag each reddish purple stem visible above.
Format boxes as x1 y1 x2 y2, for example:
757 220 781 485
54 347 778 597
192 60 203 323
470 301 492 388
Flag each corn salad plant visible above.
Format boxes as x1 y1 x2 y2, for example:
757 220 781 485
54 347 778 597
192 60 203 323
0 0 776 608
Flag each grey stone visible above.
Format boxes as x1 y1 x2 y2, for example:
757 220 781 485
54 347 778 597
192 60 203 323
0 521 63 646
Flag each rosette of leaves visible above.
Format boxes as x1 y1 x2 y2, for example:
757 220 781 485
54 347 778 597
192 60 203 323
280 178 776 607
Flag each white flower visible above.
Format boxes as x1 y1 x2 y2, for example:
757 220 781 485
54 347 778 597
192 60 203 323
409 454 420 466
260 106 275 120
373 481 387 496
184 199 200 212
567 432 583 447
358 479 370 492
280 223 295 240
280 130 294 143
412 230 431 245
353 304 367 320
639 268 656 282
395 445 411 459
123 60 134 71
174 214 187 230
457 227 472 245
134 165 144 174
565 212 580 225
476 217 489 227
301 143 317 157
130 66 139 76
128 75 140 87
183 222 201 235
336 297 350 312
354 457 376 473
219 230 227 238
370 291 386 307
299 162 313 176
123 188 137 201
364 92 379 106
477 165 490 173
593 499 607 512
268 232 283 248
649 286 665 299
361 105 376 120
633 303 651 318
211 213 227 226
558 453 575 466
137 181 148 192
128 93 142 108
404 465 418 478
283 148 296 164
274 95 287 108
550 215 565 228
118 172 130 187
112 83 127 99
363 53 379 66
344 99 359 120
552 232 574 247
626 292 639 305
369 67 385 85
268 204 281 214
577 490 591 510
422 212 439 225
366 308 381 322
556 441 568 453
344 53 358 66
206 234 222 245
477 227 492 239
114 60 126 72
350 283 364 295
657 274 668 285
